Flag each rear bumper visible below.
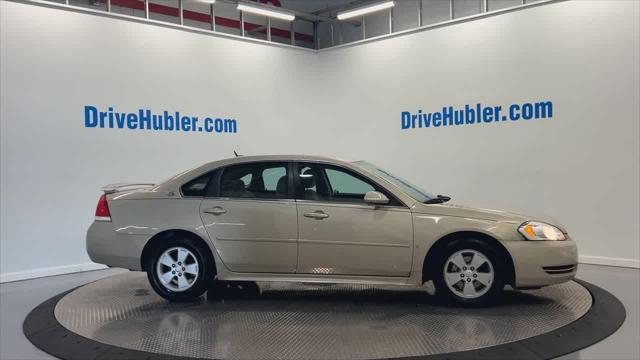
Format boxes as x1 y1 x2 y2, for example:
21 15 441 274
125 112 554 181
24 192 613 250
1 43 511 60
503 238 578 288
86 221 147 271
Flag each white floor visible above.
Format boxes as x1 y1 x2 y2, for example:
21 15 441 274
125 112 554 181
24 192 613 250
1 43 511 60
0 264 638 360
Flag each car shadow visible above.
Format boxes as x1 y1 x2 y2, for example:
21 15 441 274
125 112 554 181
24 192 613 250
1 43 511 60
204 281 556 313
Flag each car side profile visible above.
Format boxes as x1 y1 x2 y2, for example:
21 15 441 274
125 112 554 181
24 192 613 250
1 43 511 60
87 155 578 306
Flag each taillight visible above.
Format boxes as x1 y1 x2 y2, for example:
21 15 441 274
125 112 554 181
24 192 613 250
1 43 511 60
95 194 112 222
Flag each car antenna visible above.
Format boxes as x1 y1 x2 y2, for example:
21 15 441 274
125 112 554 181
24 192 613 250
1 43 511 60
233 150 242 157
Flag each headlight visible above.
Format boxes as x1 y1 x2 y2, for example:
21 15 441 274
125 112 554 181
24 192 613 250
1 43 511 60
518 221 566 241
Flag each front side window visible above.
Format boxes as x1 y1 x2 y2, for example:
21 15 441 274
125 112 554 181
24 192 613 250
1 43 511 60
296 163 394 204
297 164 331 201
324 168 375 201
220 162 289 199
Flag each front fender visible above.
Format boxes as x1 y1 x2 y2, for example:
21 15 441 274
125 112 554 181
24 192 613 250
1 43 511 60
411 213 521 275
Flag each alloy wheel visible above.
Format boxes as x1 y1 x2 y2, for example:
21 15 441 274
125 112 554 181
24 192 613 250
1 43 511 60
155 247 199 292
443 249 494 299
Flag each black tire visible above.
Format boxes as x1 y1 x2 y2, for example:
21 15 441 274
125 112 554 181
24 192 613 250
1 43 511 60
146 237 214 302
433 238 505 307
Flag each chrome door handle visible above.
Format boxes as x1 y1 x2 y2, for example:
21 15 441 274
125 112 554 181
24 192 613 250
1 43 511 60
203 207 227 215
304 211 329 220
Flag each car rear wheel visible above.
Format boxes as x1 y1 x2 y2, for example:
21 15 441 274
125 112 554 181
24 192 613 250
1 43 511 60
433 239 505 307
146 238 213 302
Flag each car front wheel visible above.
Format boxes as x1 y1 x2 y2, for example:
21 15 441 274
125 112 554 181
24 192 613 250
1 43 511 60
147 238 213 302
433 239 505 307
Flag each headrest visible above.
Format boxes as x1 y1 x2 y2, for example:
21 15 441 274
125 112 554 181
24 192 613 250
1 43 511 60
276 176 287 195
223 179 245 192
300 173 316 188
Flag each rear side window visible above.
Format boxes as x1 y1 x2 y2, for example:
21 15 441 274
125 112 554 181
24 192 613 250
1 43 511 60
220 162 290 199
263 167 287 192
181 173 213 197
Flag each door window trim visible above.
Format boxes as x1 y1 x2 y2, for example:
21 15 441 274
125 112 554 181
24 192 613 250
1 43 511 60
292 161 408 208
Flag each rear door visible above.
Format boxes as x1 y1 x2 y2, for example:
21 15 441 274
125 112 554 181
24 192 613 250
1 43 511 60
294 162 414 277
199 161 298 273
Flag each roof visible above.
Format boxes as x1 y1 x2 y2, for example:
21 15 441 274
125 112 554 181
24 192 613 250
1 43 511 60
213 154 354 164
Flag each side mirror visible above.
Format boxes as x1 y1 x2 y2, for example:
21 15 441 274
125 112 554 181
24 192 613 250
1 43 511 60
364 191 389 205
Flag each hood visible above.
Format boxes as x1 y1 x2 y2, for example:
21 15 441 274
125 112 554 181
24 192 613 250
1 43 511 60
411 202 566 231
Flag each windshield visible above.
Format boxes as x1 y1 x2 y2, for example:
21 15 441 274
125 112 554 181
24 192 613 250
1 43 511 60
353 161 435 203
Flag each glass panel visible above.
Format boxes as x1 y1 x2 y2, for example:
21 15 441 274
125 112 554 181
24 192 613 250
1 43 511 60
243 13 268 41
488 0 522 11
298 164 330 200
270 18 294 45
297 163 378 203
149 0 180 24
214 0 241 36
263 167 286 191
339 21 364 44
422 0 450 24
181 173 212 197
325 168 375 199
353 161 434 203
111 0 146 18
240 174 252 187
293 19 315 49
69 0 107 11
220 163 289 199
393 0 419 32
364 9 389 39
453 0 482 18
183 0 214 30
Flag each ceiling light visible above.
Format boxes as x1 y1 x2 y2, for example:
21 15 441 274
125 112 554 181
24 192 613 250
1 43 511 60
237 2 295 21
197 0 216 4
337 1 395 20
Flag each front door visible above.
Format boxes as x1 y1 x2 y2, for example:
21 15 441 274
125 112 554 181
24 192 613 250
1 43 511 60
294 162 414 277
199 161 298 273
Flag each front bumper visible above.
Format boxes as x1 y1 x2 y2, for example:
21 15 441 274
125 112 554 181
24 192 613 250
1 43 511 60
503 238 578 288
86 221 147 271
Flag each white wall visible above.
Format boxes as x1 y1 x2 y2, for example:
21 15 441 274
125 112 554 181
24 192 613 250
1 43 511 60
313 0 640 268
1 0 638 281
0 1 320 280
